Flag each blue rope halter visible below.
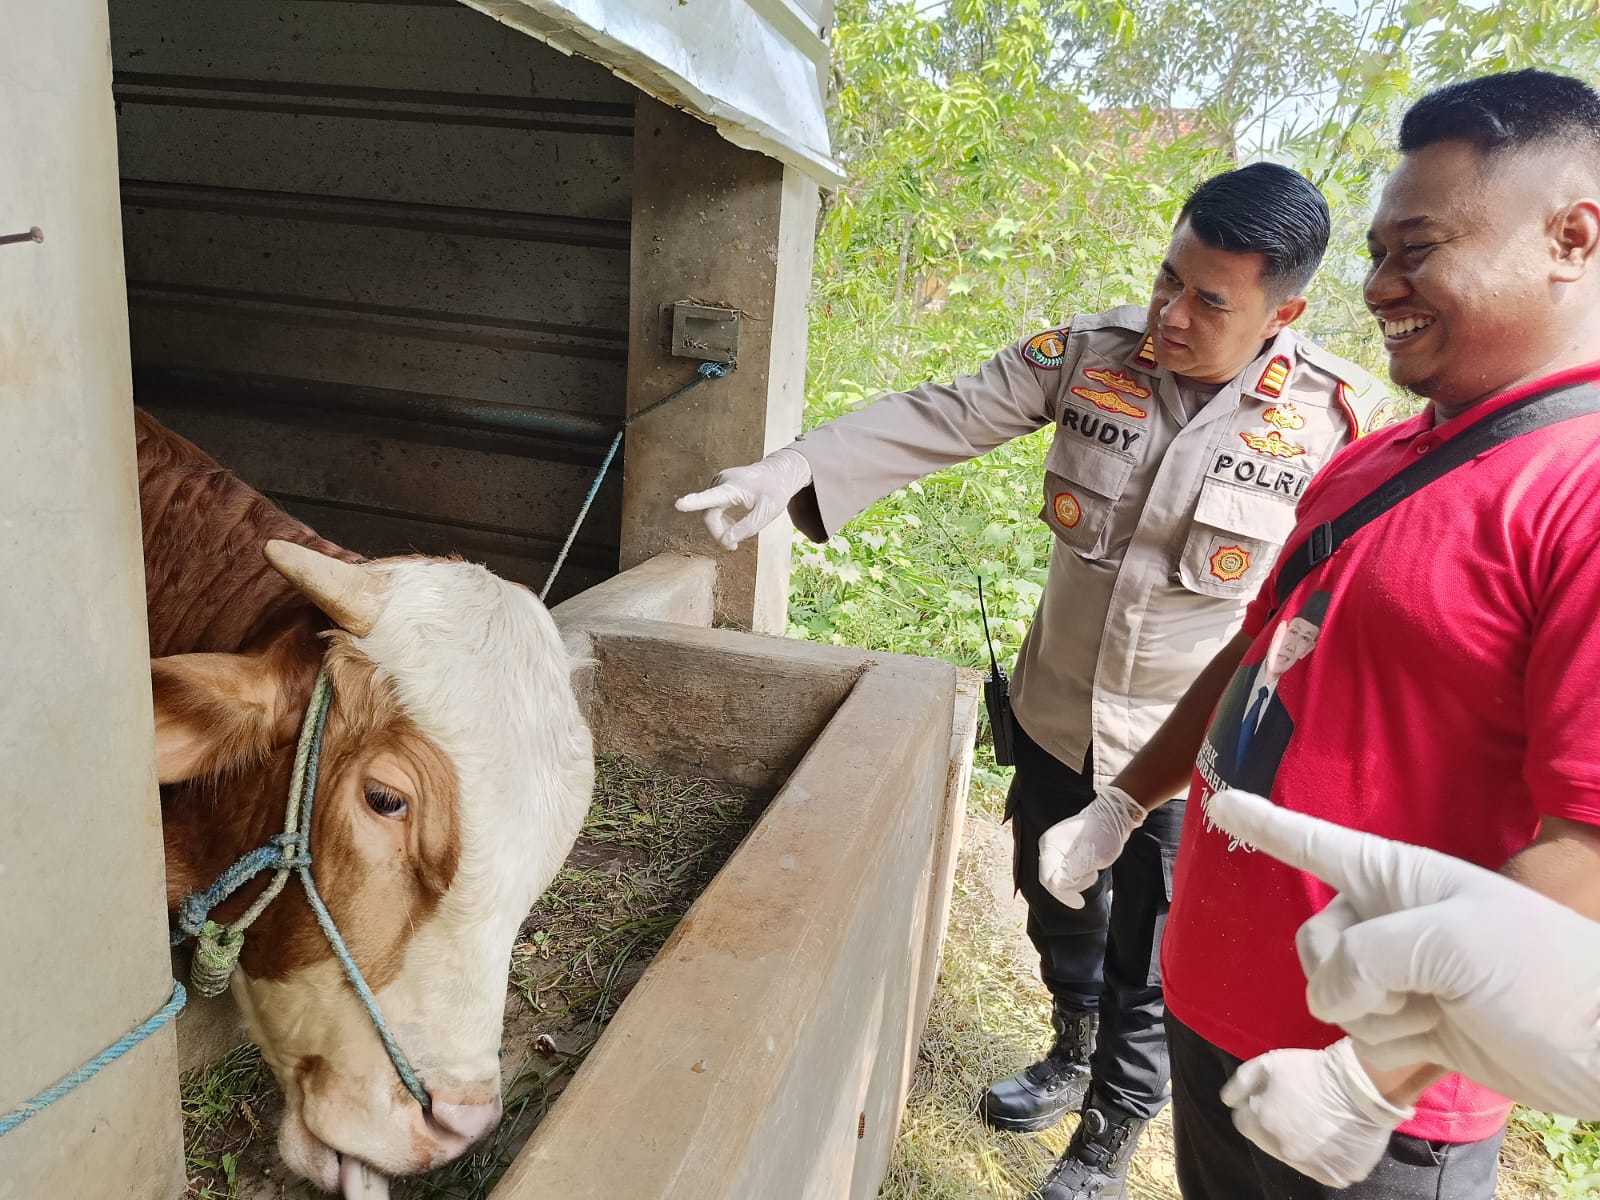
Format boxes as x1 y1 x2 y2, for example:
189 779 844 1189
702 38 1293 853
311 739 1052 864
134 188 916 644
173 664 432 1111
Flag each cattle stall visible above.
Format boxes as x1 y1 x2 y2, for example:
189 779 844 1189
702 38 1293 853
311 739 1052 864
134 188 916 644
1 2 973 1198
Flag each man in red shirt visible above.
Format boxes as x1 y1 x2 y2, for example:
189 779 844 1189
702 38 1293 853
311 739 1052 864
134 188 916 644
1032 68 1600 1198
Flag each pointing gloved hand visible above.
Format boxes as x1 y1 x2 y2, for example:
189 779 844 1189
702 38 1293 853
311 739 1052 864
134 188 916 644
674 446 813 551
1220 1037 1413 1188
1037 785 1146 909
1208 787 1600 1121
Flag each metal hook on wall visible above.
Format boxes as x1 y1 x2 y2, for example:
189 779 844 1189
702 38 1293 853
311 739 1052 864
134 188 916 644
0 227 44 248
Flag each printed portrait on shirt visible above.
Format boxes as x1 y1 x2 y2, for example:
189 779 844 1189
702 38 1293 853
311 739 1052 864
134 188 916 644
1199 590 1331 799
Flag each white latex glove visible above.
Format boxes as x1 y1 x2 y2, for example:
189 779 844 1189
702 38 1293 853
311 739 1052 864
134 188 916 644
674 446 813 551
1208 787 1600 1120
1221 1037 1413 1187
1037 786 1145 909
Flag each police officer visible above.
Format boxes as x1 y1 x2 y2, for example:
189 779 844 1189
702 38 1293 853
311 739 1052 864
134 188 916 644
676 163 1389 1200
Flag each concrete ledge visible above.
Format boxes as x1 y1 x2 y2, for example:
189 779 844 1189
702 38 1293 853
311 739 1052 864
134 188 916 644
550 552 717 631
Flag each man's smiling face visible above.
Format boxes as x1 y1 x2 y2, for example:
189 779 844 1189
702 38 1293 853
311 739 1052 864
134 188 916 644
1364 138 1573 416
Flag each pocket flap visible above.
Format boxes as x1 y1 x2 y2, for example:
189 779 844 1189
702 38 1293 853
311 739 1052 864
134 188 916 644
1194 482 1297 543
1044 439 1135 499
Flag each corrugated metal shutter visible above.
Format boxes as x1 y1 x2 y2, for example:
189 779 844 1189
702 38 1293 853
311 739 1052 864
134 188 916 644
111 0 637 600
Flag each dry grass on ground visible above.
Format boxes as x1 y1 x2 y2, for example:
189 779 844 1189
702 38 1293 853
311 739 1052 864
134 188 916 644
881 802 1569 1200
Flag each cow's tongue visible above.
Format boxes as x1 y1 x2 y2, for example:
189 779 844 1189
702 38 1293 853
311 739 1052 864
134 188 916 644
338 1153 391 1199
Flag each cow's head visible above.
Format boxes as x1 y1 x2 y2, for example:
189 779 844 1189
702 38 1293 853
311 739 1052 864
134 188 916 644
154 544 593 1195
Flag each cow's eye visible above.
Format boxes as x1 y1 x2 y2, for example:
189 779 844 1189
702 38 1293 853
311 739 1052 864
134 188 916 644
363 781 409 819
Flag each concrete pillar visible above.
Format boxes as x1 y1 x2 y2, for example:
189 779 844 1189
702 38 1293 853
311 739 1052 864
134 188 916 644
621 96 820 633
0 3 185 1197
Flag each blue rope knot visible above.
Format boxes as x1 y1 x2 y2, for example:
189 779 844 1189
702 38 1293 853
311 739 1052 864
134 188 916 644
270 830 311 868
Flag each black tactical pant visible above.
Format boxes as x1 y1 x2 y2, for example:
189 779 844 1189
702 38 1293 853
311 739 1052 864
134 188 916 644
1006 716 1184 1121
1165 1013 1505 1199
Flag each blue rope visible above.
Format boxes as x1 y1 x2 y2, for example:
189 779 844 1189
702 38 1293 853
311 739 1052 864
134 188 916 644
169 666 432 1111
172 833 309 942
0 980 187 1137
540 359 731 601
292 677 432 1111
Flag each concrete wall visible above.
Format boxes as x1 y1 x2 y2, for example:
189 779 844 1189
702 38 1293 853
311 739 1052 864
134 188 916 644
494 619 966 1198
0 3 184 1195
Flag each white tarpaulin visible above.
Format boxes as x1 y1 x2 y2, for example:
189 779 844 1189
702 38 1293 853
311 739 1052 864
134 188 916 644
462 0 843 185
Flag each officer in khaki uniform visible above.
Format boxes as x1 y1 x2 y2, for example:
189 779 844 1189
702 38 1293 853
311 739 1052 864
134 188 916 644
677 163 1390 1200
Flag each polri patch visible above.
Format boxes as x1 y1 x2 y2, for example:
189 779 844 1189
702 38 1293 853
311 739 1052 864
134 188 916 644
1053 491 1083 528
1023 329 1068 369
1365 398 1399 433
1208 544 1251 582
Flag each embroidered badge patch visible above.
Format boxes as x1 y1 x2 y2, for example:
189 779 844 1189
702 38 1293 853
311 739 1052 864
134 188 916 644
1365 398 1399 433
1134 334 1158 367
1083 367 1153 399
1261 403 1305 431
1239 429 1307 459
1053 491 1083 528
1071 386 1148 420
1023 330 1068 369
1208 544 1251 582
1257 355 1291 398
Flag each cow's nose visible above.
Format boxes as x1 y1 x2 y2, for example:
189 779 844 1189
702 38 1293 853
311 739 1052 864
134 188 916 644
428 1092 504 1143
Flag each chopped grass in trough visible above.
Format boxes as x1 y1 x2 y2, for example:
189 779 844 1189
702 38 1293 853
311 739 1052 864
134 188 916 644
181 757 766 1199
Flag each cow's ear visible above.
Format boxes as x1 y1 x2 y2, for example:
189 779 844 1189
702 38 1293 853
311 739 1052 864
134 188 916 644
150 651 301 783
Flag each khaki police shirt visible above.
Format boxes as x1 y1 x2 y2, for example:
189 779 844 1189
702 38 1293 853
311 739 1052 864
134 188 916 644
790 305 1392 792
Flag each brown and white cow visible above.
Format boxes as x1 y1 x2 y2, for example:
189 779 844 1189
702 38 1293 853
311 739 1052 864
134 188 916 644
137 410 593 1197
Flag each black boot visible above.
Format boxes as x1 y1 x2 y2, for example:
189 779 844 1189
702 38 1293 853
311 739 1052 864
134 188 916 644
1035 1086 1149 1200
980 1004 1097 1133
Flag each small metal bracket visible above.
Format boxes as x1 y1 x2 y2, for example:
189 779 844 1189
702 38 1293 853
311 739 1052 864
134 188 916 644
668 301 740 365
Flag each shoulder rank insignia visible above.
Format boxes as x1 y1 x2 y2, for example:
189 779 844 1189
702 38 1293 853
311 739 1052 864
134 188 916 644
1256 355 1291 399
1239 429 1307 459
1023 329 1067 370
1208 545 1251 583
1134 334 1158 368
1083 367 1152 399
1261 403 1305 431
1071 386 1148 420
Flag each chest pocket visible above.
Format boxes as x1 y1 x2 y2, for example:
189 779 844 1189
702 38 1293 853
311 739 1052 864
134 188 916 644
1041 436 1134 559
1177 479 1298 598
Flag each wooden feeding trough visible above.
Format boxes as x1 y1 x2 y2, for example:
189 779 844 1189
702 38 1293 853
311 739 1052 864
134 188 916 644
176 555 977 1198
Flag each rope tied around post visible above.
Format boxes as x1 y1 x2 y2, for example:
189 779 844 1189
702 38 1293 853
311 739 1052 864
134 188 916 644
0 980 187 1137
540 359 732 601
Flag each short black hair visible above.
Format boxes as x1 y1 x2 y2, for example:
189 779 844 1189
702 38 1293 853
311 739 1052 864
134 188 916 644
1177 162 1330 298
1399 70 1600 163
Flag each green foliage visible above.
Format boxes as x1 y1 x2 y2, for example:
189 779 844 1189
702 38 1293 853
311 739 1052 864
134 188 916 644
1515 1109 1600 1198
803 1 1600 1191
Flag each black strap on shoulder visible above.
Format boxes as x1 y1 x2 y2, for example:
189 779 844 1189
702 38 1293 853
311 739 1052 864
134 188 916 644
1269 380 1600 614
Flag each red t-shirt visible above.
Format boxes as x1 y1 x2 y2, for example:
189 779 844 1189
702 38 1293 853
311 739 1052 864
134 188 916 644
1163 361 1600 1143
